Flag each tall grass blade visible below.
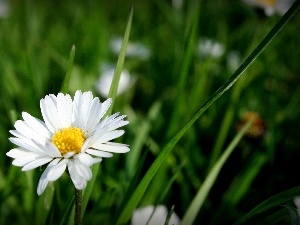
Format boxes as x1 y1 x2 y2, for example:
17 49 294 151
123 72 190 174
115 1 300 223
68 7 133 225
107 6 133 115
181 117 255 225
60 45 75 93
235 186 300 224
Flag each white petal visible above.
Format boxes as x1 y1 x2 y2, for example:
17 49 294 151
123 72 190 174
6 148 32 158
73 91 93 129
92 157 102 164
68 160 87 190
106 120 129 132
47 159 67 181
91 142 130 153
21 156 54 171
40 95 60 133
77 153 94 167
84 98 102 136
86 149 113 158
37 159 60 195
32 140 62 158
99 98 112 120
37 175 49 196
22 112 51 139
93 130 125 144
74 158 92 180
13 120 48 144
56 93 72 128
9 137 42 154
12 154 43 167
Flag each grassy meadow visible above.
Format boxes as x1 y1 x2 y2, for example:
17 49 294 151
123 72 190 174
0 0 300 224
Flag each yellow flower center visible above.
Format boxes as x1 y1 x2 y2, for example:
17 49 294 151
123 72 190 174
256 0 276 7
52 127 86 155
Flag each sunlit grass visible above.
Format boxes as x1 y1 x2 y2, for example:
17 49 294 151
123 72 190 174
0 0 300 225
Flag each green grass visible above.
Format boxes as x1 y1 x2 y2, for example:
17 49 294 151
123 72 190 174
1 0 300 224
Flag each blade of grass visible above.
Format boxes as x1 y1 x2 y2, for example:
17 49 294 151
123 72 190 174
115 2 300 224
60 44 75 94
113 146 151 224
235 186 300 224
67 7 133 225
35 182 55 225
167 0 200 138
223 153 267 206
181 116 255 225
107 6 133 115
126 101 161 177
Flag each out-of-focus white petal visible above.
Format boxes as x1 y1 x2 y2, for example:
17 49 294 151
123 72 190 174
47 159 67 181
74 158 92 180
77 153 94 167
37 159 60 195
131 205 180 225
86 149 113 158
91 142 130 153
92 157 102 164
68 160 87 190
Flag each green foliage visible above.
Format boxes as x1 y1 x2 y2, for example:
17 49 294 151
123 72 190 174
1 0 300 225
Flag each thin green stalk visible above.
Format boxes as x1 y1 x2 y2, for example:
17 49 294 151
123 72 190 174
60 45 75 94
75 189 82 225
181 116 255 225
107 6 133 115
115 2 300 223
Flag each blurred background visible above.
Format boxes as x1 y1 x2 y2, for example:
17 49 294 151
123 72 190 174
0 0 300 224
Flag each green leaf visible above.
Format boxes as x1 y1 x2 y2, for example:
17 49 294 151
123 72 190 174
115 1 300 224
35 182 55 225
107 6 133 115
235 186 300 224
113 146 150 224
181 116 255 225
60 44 75 94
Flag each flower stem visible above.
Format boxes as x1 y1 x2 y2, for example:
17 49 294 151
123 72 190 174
75 189 82 225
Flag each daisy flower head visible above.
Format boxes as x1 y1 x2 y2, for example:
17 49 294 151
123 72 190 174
6 90 129 195
131 205 180 225
242 0 295 16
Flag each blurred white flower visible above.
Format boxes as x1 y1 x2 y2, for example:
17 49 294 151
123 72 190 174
172 0 183 10
242 0 295 16
227 51 241 72
294 196 300 214
96 64 136 98
0 0 10 18
7 91 129 195
197 38 225 58
131 205 180 225
110 36 151 60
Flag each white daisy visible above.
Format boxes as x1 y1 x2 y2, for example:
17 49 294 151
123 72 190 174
6 90 129 195
242 0 295 16
131 205 180 225
96 64 136 98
